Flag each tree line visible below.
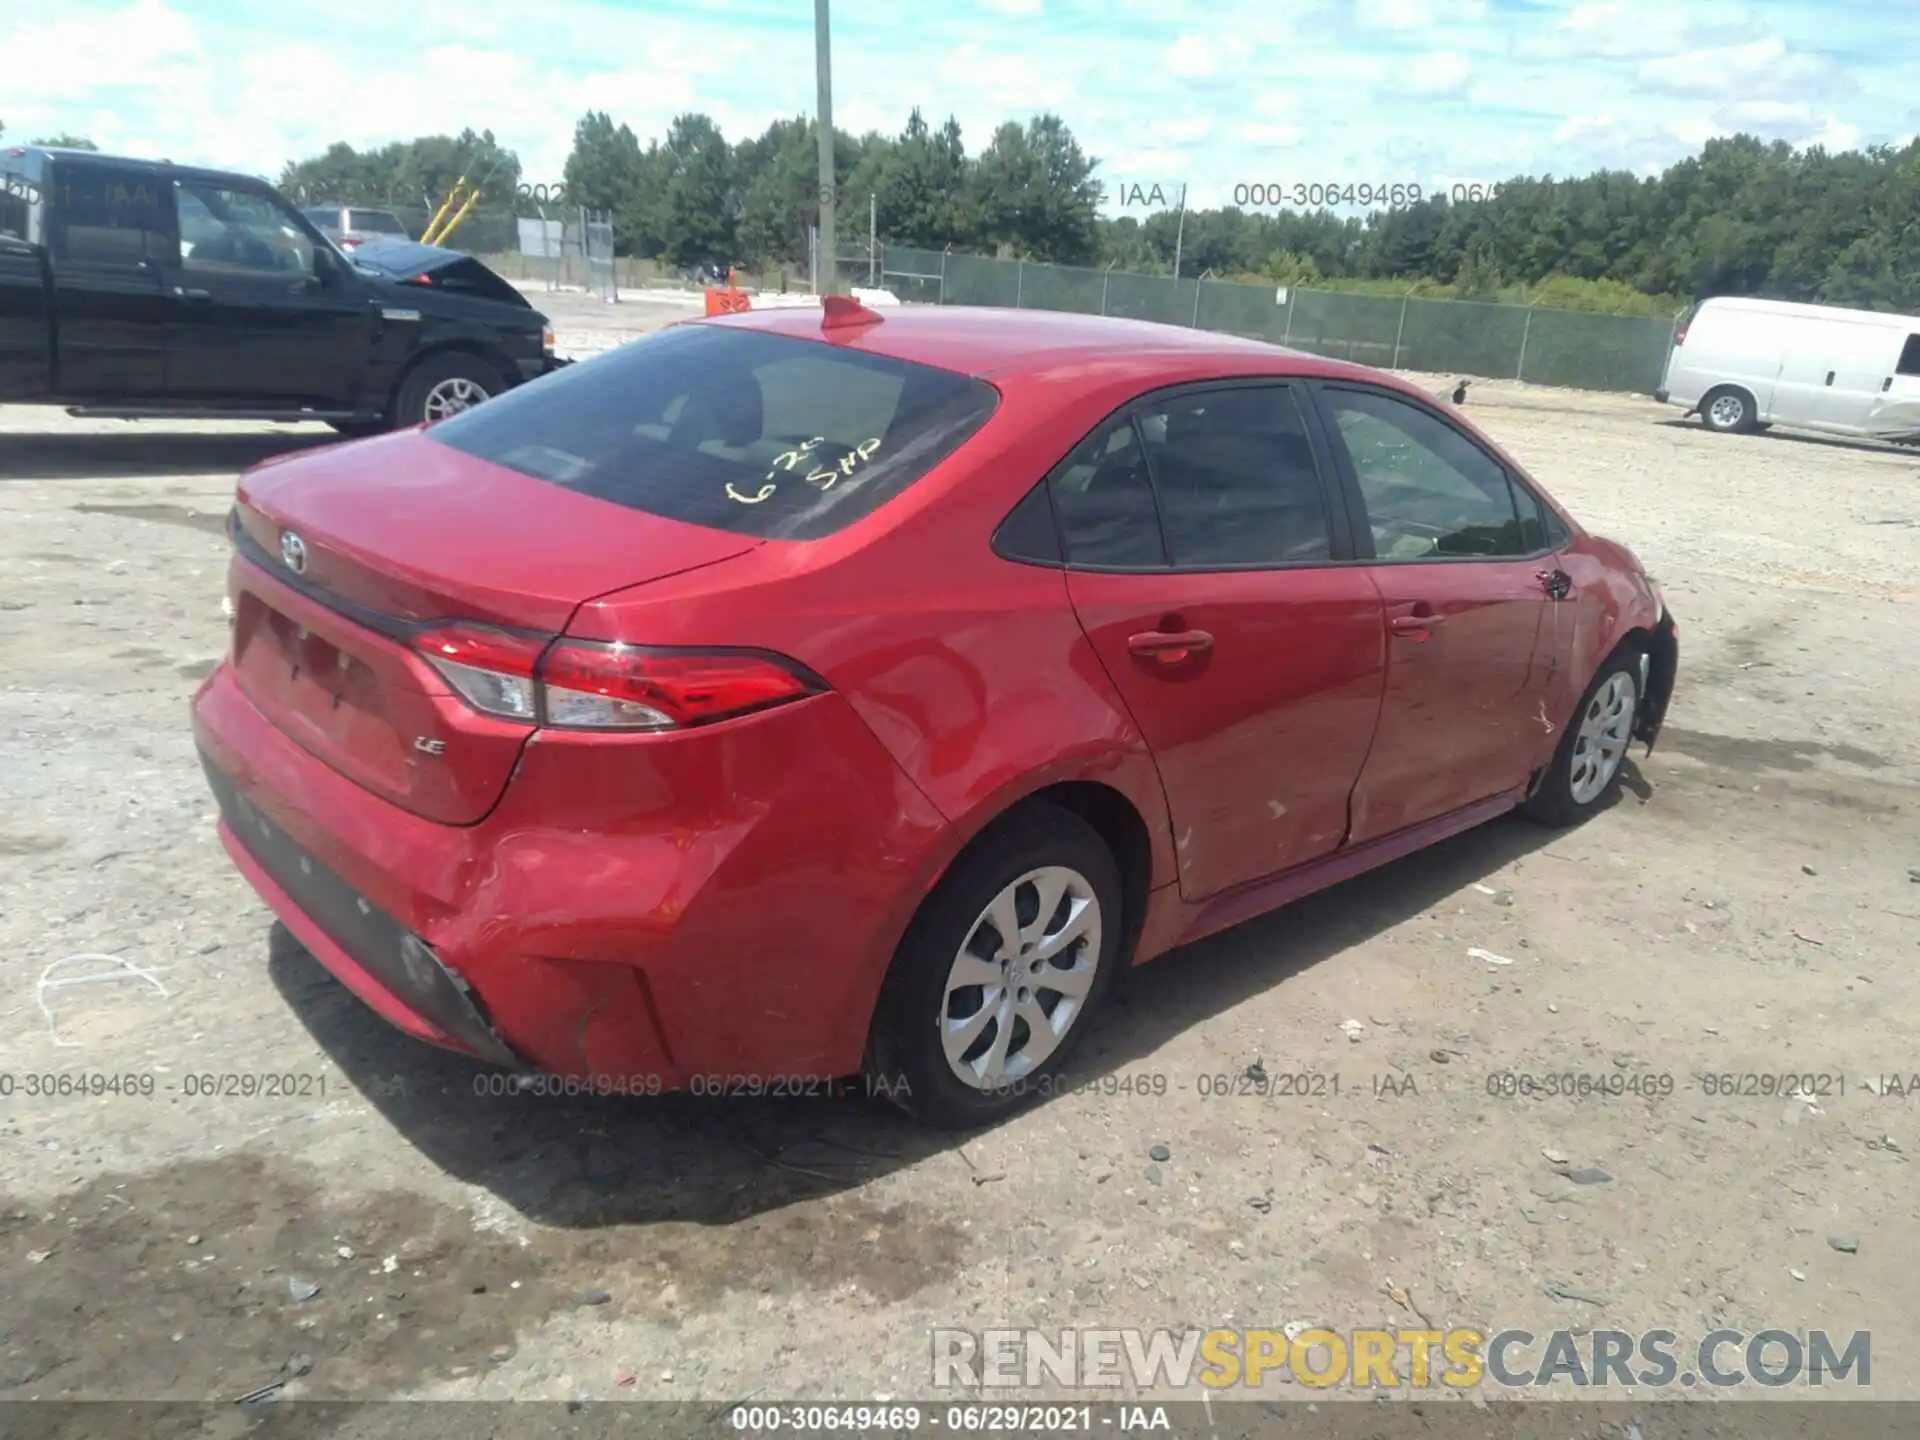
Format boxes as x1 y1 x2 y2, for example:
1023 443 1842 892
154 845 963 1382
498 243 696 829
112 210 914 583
18 109 1920 316
551 112 1920 315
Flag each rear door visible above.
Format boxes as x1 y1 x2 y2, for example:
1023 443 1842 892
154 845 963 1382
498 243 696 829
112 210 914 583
43 159 174 398
163 177 373 407
1313 382 1563 844
1058 381 1386 902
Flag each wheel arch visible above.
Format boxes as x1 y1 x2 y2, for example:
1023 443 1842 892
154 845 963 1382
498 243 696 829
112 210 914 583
851 776 1159 1062
387 337 520 416
1700 382 1760 429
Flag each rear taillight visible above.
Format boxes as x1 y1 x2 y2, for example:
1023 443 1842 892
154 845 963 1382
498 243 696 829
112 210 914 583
339 235 363 248
410 623 822 731
1674 314 1691 346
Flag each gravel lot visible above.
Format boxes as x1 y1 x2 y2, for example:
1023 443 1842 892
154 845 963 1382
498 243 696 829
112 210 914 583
3 293 1918 1419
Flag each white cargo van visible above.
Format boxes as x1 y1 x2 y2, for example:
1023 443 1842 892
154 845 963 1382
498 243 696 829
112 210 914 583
1657 296 1920 441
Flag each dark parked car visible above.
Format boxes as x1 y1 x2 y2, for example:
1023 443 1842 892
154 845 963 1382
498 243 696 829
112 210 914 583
191 298 1678 1128
0 146 563 434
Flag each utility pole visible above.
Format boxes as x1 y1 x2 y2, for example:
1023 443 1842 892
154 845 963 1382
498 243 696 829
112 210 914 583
1171 182 1189 281
814 0 837 295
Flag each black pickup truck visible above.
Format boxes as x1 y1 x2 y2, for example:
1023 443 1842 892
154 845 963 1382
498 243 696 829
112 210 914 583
0 146 564 434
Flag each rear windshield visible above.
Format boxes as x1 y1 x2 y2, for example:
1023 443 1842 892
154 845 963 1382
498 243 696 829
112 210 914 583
426 323 1000 540
348 209 406 234
302 207 341 230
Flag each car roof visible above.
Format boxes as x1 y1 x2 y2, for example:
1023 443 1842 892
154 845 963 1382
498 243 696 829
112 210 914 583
701 302 1401 389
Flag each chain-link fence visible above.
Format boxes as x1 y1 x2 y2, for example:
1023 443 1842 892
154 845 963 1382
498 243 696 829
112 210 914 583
881 247 1681 395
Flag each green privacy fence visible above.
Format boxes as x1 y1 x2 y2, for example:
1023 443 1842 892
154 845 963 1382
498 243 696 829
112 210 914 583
881 247 1680 395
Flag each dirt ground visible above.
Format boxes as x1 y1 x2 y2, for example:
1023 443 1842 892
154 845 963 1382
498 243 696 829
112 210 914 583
3 294 1919 1423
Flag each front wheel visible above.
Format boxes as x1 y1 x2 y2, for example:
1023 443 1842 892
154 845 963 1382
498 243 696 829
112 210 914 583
1521 651 1641 827
396 353 499 428
866 804 1123 1129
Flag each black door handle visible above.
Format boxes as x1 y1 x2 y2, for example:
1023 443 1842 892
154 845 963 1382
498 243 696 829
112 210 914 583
173 286 213 302
1885 377 1894 392
1825 371 1835 386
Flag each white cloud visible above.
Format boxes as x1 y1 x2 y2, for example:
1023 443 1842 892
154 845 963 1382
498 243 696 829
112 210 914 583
1153 115 1215 144
1638 36 1785 96
1165 34 1220 78
1806 114 1861 151
1406 52 1472 97
981 0 1044 12
1241 122 1307 150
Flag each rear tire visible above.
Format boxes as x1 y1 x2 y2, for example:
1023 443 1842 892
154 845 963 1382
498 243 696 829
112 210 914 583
1521 648 1642 827
395 352 501 428
1700 386 1757 434
866 804 1124 1130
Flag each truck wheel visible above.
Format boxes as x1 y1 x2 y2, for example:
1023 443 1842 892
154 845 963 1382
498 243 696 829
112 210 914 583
1700 387 1757 434
396 353 501 428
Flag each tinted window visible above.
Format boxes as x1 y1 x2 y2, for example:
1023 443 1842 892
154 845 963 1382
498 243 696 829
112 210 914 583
1049 418 1166 568
1898 335 1920 377
348 209 407 235
427 324 999 541
302 207 343 232
176 181 314 276
53 164 169 265
1322 388 1528 558
0 164 34 241
1510 479 1547 553
1138 386 1331 566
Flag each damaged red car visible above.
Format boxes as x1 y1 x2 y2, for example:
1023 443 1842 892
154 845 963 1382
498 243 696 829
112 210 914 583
190 298 1677 1128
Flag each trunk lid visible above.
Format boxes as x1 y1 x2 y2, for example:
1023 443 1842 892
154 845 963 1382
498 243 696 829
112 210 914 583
228 428 760 823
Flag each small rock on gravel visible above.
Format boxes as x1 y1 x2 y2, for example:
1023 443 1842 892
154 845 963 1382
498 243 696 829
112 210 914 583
1147 1142 1171 1162
1563 1166 1613 1185
1828 1236 1859 1253
287 1278 320 1303
575 1289 613 1307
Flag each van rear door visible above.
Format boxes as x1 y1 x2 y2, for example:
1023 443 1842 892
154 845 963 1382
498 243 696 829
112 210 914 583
0 153 51 398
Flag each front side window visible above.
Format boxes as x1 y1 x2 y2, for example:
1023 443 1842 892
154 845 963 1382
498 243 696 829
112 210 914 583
176 181 315 276
1321 387 1533 559
1897 335 1920 378
427 324 999 541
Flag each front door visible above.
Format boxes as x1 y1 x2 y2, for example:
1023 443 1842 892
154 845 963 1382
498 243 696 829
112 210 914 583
1055 382 1386 902
43 160 175 399
162 178 372 408
1869 332 1920 437
1313 383 1562 844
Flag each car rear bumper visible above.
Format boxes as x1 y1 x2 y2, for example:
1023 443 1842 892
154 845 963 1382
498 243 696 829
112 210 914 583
190 659 951 1085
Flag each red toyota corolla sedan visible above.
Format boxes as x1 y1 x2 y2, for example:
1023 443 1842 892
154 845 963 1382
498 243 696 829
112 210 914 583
190 298 1677 1128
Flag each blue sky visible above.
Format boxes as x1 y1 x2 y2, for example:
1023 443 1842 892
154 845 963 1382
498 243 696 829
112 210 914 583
6 0 1904 214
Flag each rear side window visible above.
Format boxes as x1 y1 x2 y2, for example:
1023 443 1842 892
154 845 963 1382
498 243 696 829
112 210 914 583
1137 385 1331 566
302 207 342 231
349 209 406 234
52 164 171 266
1 163 36 241
1898 335 1920 377
1049 418 1166 568
426 324 999 541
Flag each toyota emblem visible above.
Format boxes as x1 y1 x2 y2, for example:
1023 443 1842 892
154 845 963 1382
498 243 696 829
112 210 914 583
280 531 308 574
